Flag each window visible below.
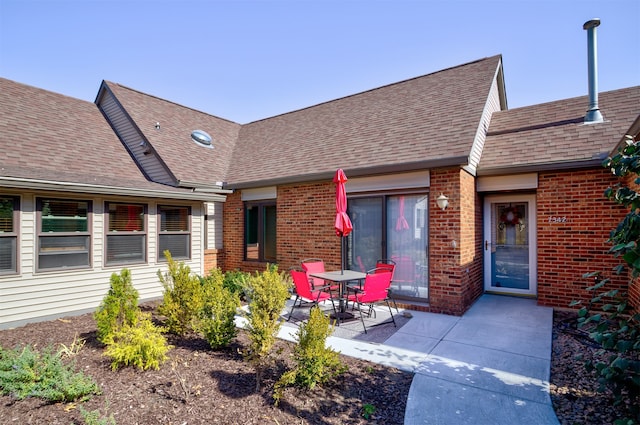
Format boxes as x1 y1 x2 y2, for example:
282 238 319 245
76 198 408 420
158 205 190 260
105 202 146 266
0 196 18 274
38 198 91 270
245 202 276 262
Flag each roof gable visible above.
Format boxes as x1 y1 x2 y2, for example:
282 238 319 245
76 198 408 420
99 82 241 189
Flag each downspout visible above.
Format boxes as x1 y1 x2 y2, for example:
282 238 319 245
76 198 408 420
583 18 604 123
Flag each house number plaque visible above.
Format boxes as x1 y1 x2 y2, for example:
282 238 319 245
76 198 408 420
547 216 568 223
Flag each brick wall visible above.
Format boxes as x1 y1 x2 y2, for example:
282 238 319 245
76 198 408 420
428 167 483 315
222 182 342 274
537 168 628 309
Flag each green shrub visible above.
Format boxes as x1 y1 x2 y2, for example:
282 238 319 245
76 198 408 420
242 264 291 391
79 403 116 425
572 134 640 423
200 269 241 349
104 312 172 371
0 345 100 402
157 251 204 335
94 269 139 344
273 306 345 404
222 269 251 300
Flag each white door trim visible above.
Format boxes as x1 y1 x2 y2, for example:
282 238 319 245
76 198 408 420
483 194 537 296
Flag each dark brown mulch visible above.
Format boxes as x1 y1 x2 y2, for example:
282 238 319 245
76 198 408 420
550 310 639 424
0 304 412 425
2 306 636 425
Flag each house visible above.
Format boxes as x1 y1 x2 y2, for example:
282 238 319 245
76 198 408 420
1 51 638 328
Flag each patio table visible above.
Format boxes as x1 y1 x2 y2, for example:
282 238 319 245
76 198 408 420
308 270 366 323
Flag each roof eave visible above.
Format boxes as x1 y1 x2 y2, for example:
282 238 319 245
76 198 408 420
226 156 468 190
0 176 227 202
477 158 606 176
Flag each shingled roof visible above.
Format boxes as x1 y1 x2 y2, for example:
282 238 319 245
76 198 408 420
479 86 640 175
100 81 240 189
0 78 213 200
226 55 505 188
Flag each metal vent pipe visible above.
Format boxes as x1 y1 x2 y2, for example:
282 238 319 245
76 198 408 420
583 18 604 123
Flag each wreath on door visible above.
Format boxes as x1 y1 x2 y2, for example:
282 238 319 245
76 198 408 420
500 206 520 225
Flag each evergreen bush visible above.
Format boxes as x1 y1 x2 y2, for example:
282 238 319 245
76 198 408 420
157 251 204 335
94 269 139 344
242 264 291 391
0 344 100 402
200 269 241 349
104 312 172 371
273 306 345 404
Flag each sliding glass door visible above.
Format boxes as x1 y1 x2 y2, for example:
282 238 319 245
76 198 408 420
347 194 429 301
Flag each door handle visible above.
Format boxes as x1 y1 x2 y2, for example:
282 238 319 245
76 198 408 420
485 240 489 251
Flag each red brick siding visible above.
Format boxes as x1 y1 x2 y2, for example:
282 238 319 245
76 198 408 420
537 168 628 309
428 168 482 315
222 182 342 274
203 249 222 275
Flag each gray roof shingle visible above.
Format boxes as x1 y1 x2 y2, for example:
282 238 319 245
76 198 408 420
479 86 640 174
0 78 168 190
227 55 504 187
102 82 241 187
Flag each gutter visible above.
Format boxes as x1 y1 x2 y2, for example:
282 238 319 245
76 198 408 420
226 156 469 190
477 157 607 176
0 176 228 202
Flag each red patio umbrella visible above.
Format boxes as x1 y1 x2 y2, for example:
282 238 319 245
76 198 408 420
334 169 353 273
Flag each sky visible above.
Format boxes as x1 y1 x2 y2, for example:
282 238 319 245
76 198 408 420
0 0 638 124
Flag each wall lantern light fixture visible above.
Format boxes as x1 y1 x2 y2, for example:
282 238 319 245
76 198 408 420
436 193 449 211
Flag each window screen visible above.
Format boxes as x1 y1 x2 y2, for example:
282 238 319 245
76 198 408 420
158 205 190 260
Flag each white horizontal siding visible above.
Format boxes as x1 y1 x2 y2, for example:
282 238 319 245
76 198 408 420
0 190 204 329
205 201 224 249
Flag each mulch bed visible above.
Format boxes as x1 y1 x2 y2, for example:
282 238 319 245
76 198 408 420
0 303 411 425
2 305 637 424
550 310 639 424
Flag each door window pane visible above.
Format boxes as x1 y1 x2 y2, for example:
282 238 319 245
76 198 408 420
387 195 429 299
347 197 383 272
491 202 529 289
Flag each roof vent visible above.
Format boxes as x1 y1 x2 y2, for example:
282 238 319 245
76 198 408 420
191 129 213 148
583 18 604 123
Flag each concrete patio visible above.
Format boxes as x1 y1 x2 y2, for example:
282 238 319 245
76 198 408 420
275 294 559 425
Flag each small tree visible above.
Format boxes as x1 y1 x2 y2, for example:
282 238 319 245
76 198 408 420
242 264 291 391
94 269 139 344
574 135 640 423
157 251 204 335
200 269 241 349
273 306 346 405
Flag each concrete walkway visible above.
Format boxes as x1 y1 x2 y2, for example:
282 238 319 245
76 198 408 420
277 294 559 424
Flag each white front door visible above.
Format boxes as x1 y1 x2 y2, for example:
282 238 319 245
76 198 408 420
483 194 537 296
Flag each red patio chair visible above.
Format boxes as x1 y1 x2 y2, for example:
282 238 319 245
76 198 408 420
375 259 398 312
301 258 338 290
288 269 336 321
346 270 396 333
